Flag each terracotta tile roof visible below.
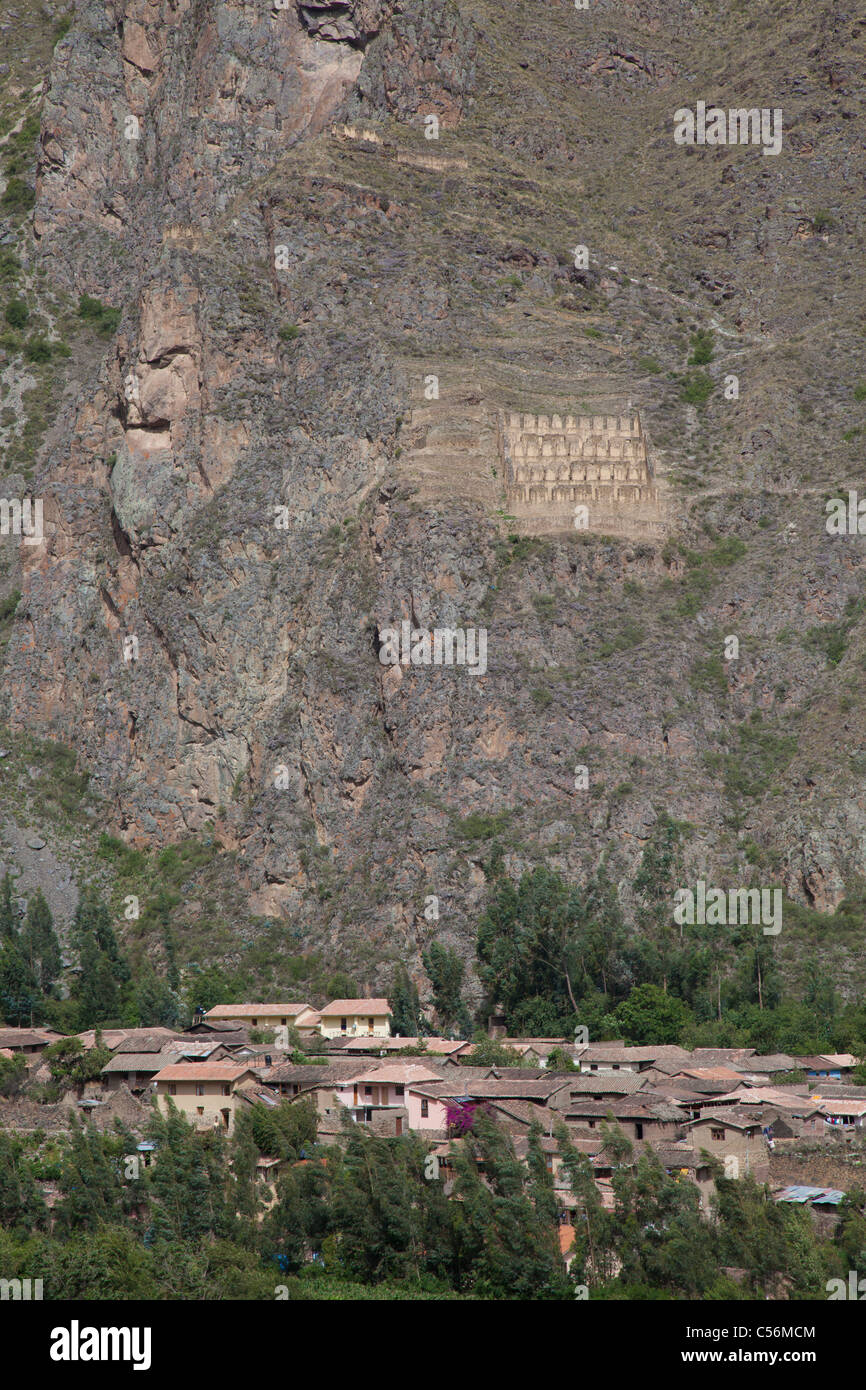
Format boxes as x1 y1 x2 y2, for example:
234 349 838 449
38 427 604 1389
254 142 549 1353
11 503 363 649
578 1044 692 1065
102 1053 173 1073
566 1074 646 1095
153 1062 255 1082
436 1078 571 1100
263 1059 370 1084
113 1032 185 1054
342 1036 466 1053
344 1064 443 1085
0 1029 59 1048
735 1054 800 1073
677 1066 746 1082
492 1100 560 1131
686 1109 765 1129
205 1003 313 1018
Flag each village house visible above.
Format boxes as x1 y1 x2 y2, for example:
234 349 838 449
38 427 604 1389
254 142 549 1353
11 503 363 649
733 1054 802 1083
0 1027 64 1055
317 999 391 1039
797 1054 859 1083
565 1097 684 1144
183 1019 252 1046
152 1061 262 1134
704 1086 826 1137
683 1109 770 1181
815 1098 866 1132
651 1144 717 1212
204 1003 321 1037
774 1185 846 1236
576 1044 693 1076
341 1036 469 1059
330 1063 443 1122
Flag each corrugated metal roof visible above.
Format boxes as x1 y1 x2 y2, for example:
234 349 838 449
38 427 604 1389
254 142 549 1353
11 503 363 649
776 1185 846 1205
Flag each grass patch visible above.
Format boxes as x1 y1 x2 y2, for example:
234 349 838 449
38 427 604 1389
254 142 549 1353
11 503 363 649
680 371 714 407
688 328 714 366
0 177 35 214
803 595 866 667
454 811 511 840
704 712 797 802
77 294 121 337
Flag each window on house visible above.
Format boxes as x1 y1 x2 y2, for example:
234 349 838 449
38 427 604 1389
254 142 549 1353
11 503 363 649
421 1099 429 1118
280 1017 287 1025
364 1086 373 1096
168 1084 177 1096
340 1017 347 1032
711 1127 725 1141
368 1017 374 1031
195 1084 205 1096
635 1123 644 1139
395 1085 404 1097
222 1085 231 1096
197 1106 204 1116
252 1019 258 1028
612 1064 620 1071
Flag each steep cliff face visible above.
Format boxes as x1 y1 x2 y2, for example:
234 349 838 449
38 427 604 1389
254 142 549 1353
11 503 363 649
3 0 866 995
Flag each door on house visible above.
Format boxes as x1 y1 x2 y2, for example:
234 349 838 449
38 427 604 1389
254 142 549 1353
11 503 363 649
395 1117 403 1136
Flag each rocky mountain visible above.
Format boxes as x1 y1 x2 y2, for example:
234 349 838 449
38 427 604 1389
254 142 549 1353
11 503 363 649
0 0 865 1006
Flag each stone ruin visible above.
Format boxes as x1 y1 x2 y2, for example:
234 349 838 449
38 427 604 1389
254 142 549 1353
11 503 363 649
499 408 666 538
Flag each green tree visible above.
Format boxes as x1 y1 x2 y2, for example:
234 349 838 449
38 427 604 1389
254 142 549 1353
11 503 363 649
133 968 178 1028
0 1131 47 1233
607 983 692 1045
0 940 36 1024
42 1036 112 1092
20 888 62 993
389 965 423 1037
422 942 468 1034
0 871 18 940
453 1111 571 1299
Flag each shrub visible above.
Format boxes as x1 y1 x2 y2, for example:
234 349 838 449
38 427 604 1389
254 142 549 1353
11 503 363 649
4 299 27 328
24 336 51 363
1 178 35 213
688 328 714 365
0 588 21 623
680 371 714 406
278 324 300 341
77 294 121 337
454 811 511 840
638 355 662 373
